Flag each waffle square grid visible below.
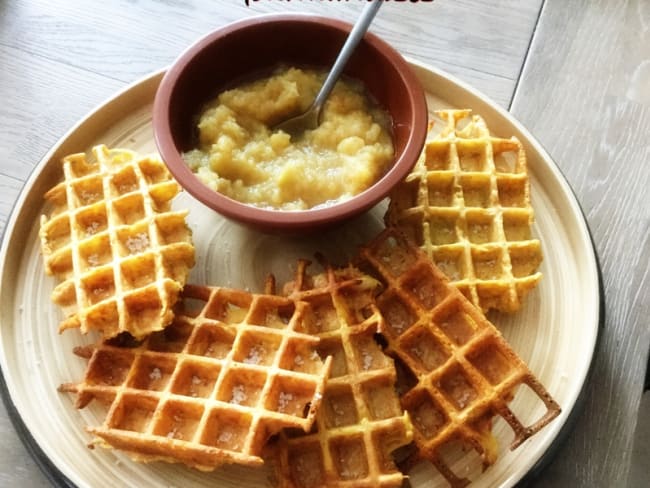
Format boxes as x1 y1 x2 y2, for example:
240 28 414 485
268 264 413 488
357 228 560 487
386 109 542 313
60 283 331 469
39 145 195 339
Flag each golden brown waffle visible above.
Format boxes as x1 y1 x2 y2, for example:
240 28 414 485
59 283 331 469
356 228 560 487
267 263 413 487
386 109 542 313
39 145 195 339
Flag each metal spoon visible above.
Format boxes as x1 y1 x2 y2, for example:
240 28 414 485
274 0 383 137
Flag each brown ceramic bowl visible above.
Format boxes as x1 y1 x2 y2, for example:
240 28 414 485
153 13 428 232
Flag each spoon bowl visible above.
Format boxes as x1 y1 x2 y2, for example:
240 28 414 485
153 13 428 233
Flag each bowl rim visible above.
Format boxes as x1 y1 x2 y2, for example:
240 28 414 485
153 12 428 230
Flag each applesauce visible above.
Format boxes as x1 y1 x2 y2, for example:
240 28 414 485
183 66 394 210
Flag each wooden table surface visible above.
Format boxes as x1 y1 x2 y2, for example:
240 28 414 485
1 0 648 486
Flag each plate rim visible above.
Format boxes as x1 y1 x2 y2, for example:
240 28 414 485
0 61 604 487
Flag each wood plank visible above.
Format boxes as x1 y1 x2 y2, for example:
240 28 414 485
0 0 542 108
0 406 50 487
510 0 650 485
0 44 124 182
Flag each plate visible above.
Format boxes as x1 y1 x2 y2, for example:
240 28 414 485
0 62 601 487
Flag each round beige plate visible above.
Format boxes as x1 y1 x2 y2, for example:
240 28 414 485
0 62 600 488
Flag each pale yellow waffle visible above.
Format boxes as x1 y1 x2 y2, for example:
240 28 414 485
357 228 560 487
266 263 413 487
59 283 331 469
39 145 195 339
386 109 542 313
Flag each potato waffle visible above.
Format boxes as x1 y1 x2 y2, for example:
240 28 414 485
267 263 413 487
59 283 331 469
385 109 542 313
39 145 195 339
357 228 560 487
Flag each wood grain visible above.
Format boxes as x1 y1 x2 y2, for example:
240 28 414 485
0 0 648 486
510 0 650 486
0 0 540 105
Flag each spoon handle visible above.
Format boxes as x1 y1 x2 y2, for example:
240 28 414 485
312 0 383 112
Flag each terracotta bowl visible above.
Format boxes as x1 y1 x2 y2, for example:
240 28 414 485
153 13 428 232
